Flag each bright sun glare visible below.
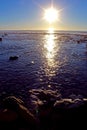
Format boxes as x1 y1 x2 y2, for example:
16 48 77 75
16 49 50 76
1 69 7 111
44 7 59 24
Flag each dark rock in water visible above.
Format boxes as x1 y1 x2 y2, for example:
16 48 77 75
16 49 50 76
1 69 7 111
0 96 39 130
0 38 2 41
77 40 80 44
9 56 18 61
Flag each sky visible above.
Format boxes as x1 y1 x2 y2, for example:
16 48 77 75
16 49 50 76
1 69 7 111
0 0 87 31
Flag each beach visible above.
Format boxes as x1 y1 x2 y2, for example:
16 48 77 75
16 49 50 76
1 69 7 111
0 30 87 129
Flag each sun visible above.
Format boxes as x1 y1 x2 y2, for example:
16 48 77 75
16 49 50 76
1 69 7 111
44 7 59 24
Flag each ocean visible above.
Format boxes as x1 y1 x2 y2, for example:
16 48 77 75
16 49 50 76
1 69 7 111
0 30 87 109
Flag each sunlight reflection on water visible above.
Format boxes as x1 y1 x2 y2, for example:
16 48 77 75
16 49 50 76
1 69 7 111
43 29 60 81
0 30 87 102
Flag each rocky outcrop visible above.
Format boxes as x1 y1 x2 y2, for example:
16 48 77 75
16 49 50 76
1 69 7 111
0 94 87 130
29 89 87 130
0 96 39 130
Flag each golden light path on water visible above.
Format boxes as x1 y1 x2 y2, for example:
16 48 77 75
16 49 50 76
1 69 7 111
45 29 55 67
43 28 60 84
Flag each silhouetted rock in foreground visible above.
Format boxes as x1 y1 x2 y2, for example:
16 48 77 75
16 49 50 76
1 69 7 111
0 95 87 130
0 96 39 130
9 56 18 61
29 89 87 130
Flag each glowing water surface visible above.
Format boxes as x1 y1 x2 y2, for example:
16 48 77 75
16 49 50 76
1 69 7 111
0 30 87 106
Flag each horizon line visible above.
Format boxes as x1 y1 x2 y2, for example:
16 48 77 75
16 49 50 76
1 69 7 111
0 29 87 32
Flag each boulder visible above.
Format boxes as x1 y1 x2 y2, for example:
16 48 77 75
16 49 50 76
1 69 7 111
9 56 18 61
77 40 80 44
1 96 39 130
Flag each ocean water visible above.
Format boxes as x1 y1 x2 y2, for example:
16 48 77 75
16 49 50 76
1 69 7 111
0 30 87 108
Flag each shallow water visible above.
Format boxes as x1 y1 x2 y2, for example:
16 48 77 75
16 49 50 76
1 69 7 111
0 30 87 108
